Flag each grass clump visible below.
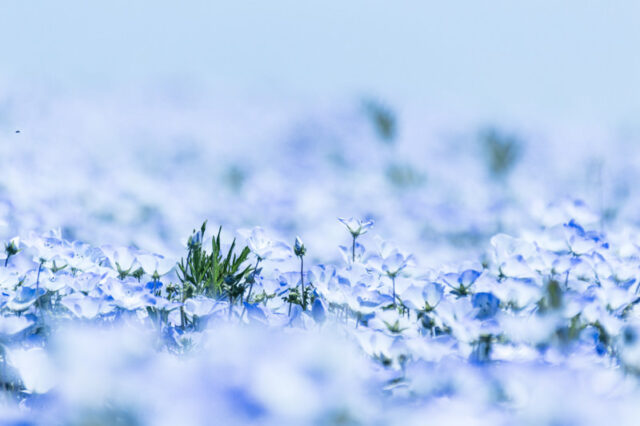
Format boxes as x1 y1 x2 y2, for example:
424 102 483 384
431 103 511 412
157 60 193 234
176 221 253 305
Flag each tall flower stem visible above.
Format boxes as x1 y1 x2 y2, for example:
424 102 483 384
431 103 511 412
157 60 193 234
294 236 306 310
300 256 305 310
35 260 44 313
36 261 43 289
392 276 397 308
351 235 356 263
240 258 261 320
245 259 261 304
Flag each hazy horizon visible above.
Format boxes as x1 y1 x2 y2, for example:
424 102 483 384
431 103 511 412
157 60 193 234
2 1 639 125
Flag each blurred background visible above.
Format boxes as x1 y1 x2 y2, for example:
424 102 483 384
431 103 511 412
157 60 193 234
0 1 639 265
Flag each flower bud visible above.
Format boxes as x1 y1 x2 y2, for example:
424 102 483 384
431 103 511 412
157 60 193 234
294 236 306 257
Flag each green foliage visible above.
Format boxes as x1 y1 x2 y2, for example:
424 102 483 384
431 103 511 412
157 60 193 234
283 286 302 306
50 260 67 273
282 283 315 311
383 319 407 334
546 279 563 309
252 289 276 305
176 222 253 303
223 165 247 193
363 99 397 144
115 262 144 281
537 278 563 313
450 284 472 298
131 267 145 282
385 163 425 189
473 334 494 362
480 127 522 180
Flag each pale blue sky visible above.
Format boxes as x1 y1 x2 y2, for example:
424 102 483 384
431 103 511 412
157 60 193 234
1 1 639 123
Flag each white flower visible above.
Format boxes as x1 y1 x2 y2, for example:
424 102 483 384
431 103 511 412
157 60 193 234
338 217 374 237
238 227 291 261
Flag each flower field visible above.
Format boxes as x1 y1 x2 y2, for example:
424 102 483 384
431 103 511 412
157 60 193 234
1 91 640 425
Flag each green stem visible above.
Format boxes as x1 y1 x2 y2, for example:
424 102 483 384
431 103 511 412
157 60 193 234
392 276 396 308
352 235 356 263
245 259 261 303
36 262 43 287
180 280 187 329
240 259 261 320
35 261 43 313
300 256 305 310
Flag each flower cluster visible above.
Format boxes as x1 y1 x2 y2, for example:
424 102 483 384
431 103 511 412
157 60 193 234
1 210 640 424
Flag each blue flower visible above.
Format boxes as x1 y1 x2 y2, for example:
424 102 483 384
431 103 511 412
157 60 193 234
443 269 481 296
311 297 327 323
0 315 33 337
183 296 216 318
144 280 164 293
424 282 444 310
7 286 46 312
563 220 608 254
381 250 412 278
137 252 174 277
61 293 104 319
472 292 500 319
459 269 481 287
243 302 268 324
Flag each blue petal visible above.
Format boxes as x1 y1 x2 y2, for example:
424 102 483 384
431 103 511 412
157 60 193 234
472 292 500 319
459 269 481 286
311 298 327 323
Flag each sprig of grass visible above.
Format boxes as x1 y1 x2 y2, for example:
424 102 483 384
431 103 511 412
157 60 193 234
176 222 253 306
